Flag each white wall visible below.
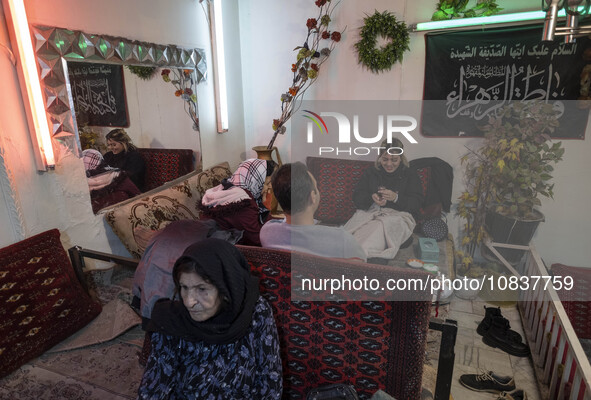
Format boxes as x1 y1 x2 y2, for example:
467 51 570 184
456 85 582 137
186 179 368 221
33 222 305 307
0 0 246 258
239 0 591 267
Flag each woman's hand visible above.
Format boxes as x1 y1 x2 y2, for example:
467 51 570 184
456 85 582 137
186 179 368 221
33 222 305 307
372 193 387 207
378 188 399 203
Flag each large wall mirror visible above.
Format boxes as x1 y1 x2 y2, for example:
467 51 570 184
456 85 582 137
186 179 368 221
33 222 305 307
32 25 207 213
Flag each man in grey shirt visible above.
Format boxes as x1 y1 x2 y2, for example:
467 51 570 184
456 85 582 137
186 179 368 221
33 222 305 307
260 162 367 261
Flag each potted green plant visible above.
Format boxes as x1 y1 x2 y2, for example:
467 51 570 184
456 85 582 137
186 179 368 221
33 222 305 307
456 101 564 264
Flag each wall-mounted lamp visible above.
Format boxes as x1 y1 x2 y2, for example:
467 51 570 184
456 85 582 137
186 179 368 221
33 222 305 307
209 0 229 133
412 6 587 41
2 0 55 170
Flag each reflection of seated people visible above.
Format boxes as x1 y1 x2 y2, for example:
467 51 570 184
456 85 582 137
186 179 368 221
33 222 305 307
260 162 366 261
82 149 140 213
200 158 276 246
137 239 282 399
103 128 146 192
344 139 422 260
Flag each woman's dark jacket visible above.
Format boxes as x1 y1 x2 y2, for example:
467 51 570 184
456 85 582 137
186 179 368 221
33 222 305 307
103 150 146 192
352 164 424 218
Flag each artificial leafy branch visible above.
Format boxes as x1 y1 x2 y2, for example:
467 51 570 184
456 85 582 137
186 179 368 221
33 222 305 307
431 0 503 21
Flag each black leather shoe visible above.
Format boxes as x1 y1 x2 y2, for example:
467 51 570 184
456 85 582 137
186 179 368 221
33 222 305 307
482 317 530 357
477 306 523 343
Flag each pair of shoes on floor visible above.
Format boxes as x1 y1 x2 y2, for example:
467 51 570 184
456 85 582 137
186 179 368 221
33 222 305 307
477 306 530 357
497 389 528 400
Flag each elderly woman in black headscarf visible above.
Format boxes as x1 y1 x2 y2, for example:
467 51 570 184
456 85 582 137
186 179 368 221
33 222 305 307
137 239 282 399
200 158 276 246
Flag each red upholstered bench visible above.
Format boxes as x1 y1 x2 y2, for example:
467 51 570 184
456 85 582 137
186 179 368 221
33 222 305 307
238 245 433 400
306 156 453 226
137 148 195 192
0 230 102 378
70 241 458 400
552 263 591 340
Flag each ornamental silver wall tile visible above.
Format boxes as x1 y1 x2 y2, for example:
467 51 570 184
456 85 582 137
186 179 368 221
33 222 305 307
93 37 114 60
48 29 75 56
156 46 169 65
33 25 207 160
43 86 57 111
72 32 95 59
136 45 155 64
31 26 50 53
53 111 75 137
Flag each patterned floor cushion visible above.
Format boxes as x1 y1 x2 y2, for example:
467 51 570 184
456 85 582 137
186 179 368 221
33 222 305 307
0 229 102 378
103 162 232 258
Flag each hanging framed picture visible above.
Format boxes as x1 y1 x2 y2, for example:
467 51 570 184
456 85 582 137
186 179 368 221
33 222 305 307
68 61 129 127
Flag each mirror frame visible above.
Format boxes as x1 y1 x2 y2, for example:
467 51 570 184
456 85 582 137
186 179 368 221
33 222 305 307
32 25 207 157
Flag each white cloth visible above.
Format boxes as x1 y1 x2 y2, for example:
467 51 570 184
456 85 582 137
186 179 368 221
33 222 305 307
201 185 250 207
344 204 415 259
260 219 367 261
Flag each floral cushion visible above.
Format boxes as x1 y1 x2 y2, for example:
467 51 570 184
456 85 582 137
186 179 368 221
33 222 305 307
103 162 231 258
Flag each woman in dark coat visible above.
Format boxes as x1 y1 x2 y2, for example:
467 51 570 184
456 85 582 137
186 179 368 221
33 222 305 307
345 139 424 260
103 128 146 191
352 139 423 218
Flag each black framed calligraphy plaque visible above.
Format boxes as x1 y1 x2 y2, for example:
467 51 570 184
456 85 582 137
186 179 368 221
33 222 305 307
422 25 589 139
68 61 129 127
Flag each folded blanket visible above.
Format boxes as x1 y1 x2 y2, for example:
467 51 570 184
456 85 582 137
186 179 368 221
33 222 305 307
88 170 120 191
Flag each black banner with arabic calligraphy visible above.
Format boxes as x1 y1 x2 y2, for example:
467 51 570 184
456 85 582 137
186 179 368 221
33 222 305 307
422 25 589 138
68 62 129 127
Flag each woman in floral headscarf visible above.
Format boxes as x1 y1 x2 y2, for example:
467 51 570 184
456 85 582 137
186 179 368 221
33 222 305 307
200 158 276 246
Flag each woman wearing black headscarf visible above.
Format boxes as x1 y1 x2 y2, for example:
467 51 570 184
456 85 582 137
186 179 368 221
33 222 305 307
137 239 282 399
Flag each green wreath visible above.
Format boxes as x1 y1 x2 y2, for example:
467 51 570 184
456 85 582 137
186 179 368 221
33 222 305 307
355 10 410 73
126 65 157 80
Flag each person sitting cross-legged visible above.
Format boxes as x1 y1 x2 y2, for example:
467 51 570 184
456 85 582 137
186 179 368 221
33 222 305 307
260 162 366 261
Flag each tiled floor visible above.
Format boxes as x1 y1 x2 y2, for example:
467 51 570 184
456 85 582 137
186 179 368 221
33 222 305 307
445 295 542 400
